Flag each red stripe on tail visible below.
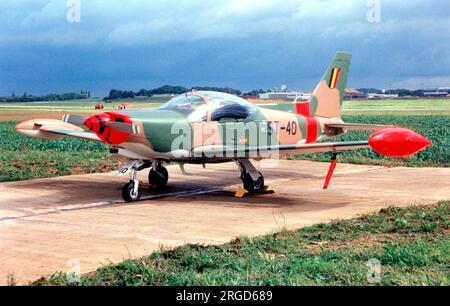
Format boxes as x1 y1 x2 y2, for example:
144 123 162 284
306 117 318 143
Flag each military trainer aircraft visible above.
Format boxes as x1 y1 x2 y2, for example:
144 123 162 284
16 52 432 202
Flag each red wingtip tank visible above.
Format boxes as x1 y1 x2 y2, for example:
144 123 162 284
368 128 432 158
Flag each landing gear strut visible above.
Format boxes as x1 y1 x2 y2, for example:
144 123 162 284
121 160 169 203
237 159 265 195
122 164 142 203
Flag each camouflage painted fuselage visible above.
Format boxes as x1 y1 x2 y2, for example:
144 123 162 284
114 96 344 163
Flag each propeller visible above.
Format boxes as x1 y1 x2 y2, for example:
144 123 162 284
62 112 141 145
104 121 140 134
62 114 87 126
62 113 140 135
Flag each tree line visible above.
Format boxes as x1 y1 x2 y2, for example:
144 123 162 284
104 85 243 101
0 91 91 103
0 86 435 103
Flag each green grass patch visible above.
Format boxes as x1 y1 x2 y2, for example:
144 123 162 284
0 97 166 109
342 99 450 110
32 202 449 286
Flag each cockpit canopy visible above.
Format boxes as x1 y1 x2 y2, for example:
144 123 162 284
159 91 257 123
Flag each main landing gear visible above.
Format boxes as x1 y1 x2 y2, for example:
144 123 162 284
148 163 169 189
236 159 273 197
122 160 169 203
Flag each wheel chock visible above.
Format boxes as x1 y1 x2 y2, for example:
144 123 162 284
234 186 276 198
139 182 158 190
263 186 275 194
235 188 250 198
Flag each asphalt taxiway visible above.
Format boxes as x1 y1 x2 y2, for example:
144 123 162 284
0 160 449 284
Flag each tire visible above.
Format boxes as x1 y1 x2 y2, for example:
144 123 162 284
148 165 169 189
243 172 265 194
122 181 141 203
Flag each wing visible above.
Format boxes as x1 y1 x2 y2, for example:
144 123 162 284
326 123 394 131
192 141 369 158
16 119 102 142
40 128 102 142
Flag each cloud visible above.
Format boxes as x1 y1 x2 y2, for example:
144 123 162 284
1 0 447 45
0 0 448 94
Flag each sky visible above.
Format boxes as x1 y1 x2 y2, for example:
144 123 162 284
0 0 449 96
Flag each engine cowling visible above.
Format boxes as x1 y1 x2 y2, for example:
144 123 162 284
84 112 133 145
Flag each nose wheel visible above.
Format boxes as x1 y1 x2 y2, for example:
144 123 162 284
121 160 169 203
122 180 142 203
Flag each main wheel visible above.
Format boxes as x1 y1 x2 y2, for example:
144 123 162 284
243 172 265 194
122 181 142 203
148 165 169 189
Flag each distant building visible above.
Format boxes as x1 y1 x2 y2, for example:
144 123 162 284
423 87 450 97
423 91 447 97
259 92 311 101
368 93 399 100
258 85 311 101
344 88 368 100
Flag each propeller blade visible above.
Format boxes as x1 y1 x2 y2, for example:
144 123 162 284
62 114 87 126
104 121 140 134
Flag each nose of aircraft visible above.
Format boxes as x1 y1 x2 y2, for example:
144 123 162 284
83 112 134 145
83 113 110 134
369 128 432 158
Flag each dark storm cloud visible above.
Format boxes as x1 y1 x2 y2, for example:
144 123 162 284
0 0 449 96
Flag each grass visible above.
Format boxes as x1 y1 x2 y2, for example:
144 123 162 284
32 202 449 286
342 99 450 110
0 97 167 109
289 114 450 167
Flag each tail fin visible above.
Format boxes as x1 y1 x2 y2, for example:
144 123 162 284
308 52 352 118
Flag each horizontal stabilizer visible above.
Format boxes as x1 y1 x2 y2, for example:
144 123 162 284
62 114 88 126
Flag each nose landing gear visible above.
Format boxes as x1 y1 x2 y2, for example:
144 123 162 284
122 180 141 203
121 160 169 203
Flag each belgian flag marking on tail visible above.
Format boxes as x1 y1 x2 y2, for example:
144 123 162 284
328 68 341 89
